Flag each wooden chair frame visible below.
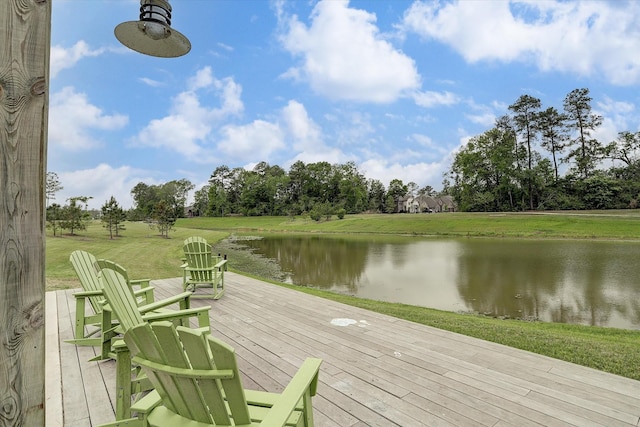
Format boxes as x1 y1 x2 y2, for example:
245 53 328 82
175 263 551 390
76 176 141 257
66 250 154 359
181 236 227 299
99 321 322 427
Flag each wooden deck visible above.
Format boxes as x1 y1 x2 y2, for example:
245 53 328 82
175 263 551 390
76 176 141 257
47 272 640 427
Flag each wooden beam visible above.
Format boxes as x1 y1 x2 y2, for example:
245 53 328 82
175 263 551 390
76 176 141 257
0 0 51 425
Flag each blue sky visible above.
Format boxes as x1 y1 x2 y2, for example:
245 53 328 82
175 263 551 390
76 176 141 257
49 0 640 209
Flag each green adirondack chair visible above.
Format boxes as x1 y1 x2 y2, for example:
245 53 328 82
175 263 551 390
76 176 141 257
181 236 227 299
66 250 154 353
99 320 322 427
96 261 213 420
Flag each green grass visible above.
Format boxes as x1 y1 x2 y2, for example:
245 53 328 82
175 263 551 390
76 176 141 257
177 211 640 240
46 221 227 289
46 212 640 380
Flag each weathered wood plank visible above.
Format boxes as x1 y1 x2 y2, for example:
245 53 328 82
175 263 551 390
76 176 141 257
58 290 91 426
52 273 640 426
45 291 63 427
0 0 50 425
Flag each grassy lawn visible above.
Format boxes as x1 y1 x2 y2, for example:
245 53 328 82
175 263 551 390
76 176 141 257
46 221 227 290
46 212 640 380
178 210 640 239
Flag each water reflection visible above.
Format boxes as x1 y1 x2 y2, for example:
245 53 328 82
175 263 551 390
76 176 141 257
242 235 640 330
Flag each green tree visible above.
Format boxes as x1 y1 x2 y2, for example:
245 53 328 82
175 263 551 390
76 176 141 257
286 160 309 213
208 165 246 216
386 179 407 212
60 196 92 235
537 107 568 183
563 88 603 179
417 185 434 196
101 196 126 239
162 178 195 218
130 182 157 220
46 203 62 236
367 179 386 213
448 127 521 211
509 94 541 209
130 179 194 220
192 184 210 216
384 194 396 213
406 181 419 197
578 172 621 209
336 161 368 213
606 131 640 167
151 200 175 238
46 171 63 207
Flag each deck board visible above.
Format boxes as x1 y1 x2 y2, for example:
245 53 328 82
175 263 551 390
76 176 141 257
48 272 640 426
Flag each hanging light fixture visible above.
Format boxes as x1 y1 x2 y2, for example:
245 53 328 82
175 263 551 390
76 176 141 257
114 0 191 58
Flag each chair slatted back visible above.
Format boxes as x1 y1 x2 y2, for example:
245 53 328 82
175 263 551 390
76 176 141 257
97 263 145 331
69 250 103 313
125 322 252 426
183 239 215 282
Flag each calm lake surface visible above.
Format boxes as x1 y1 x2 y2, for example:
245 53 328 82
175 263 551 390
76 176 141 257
241 235 640 330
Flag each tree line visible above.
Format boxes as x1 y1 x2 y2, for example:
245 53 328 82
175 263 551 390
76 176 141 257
46 174 194 238
191 161 430 219
46 160 444 237
446 88 640 211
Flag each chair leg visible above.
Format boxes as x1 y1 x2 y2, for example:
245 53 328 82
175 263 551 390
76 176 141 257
114 343 132 419
100 310 117 360
75 298 87 339
302 390 314 427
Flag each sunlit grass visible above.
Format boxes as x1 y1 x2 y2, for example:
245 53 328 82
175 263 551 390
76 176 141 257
46 221 227 288
178 211 640 240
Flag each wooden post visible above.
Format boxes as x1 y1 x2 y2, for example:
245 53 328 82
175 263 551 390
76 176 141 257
0 0 51 425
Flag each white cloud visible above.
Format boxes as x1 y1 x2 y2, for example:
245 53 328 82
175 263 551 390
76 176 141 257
279 0 421 102
49 87 128 150
402 0 640 85
56 164 153 210
360 158 444 189
188 67 215 91
463 100 500 128
282 100 323 150
594 96 637 144
131 67 243 161
139 77 164 87
413 90 460 108
50 41 106 78
411 133 434 148
217 120 285 161
281 100 347 165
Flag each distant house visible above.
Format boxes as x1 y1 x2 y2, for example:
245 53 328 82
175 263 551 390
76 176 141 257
184 205 199 217
397 195 411 213
399 194 457 213
438 195 457 212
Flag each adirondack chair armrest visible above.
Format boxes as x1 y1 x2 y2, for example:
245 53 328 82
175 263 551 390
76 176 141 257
141 309 211 326
214 259 227 269
73 289 104 298
137 291 194 313
131 389 162 413
132 286 155 304
258 358 322 426
124 389 162 426
129 278 151 288
132 286 154 295
183 266 218 273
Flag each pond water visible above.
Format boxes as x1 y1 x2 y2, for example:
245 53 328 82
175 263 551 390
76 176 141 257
240 235 640 330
